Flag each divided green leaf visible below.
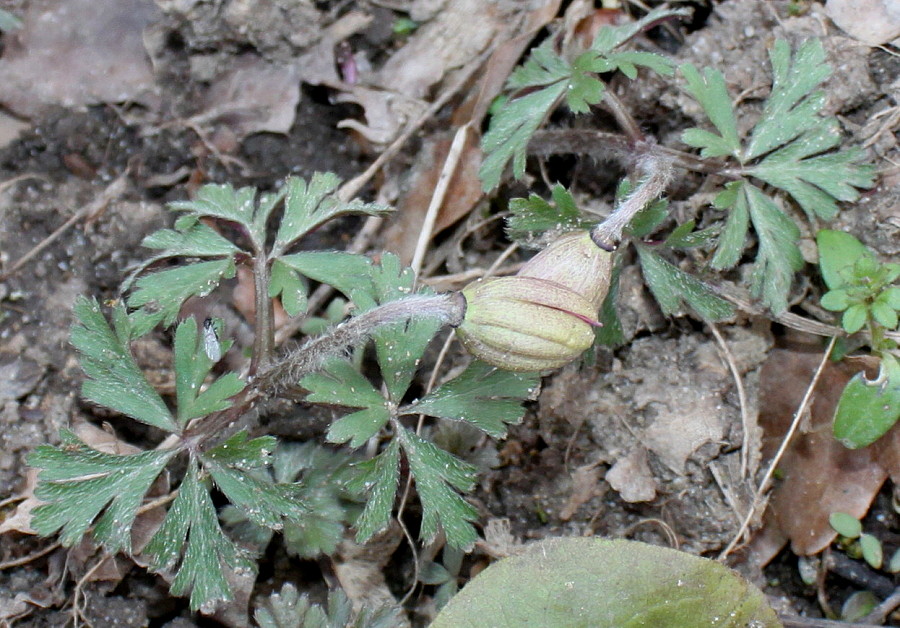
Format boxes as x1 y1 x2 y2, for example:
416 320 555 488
506 183 592 244
408 362 538 439
681 39 874 313
202 432 307 530
636 245 733 320
273 173 390 254
173 317 244 425
302 359 391 448
480 7 686 192
144 460 256 612
347 439 401 543
29 429 176 553
127 258 236 332
395 428 479 550
70 297 177 432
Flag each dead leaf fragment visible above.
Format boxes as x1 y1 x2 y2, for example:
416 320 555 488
560 463 602 520
826 0 900 45
756 349 889 557
641 390 726 474
192 54 301 144
606 447 658 503
0 0 161 117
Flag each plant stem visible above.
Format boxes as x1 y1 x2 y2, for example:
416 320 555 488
249 253 274 375
590 149 674 250
181 293 467 450
600 88 644 144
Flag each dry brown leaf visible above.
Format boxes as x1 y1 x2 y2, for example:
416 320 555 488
191 54 301 144
756 349 889 557
606 447 658 503
826 0 900 45
0 0 160 117
641 390 726 474
382 128 483 262
560 463 602 520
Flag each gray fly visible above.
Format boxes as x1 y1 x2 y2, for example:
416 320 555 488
202 318 221 362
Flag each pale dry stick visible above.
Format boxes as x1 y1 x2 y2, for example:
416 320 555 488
714 285 900 347
0 173 127 281
410 123 472 277
718 335 838 560
71 557 107 628
337 49 493 204
0 173 46 194
707 322 752 479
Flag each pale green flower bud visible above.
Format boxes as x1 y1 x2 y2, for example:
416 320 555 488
517 230 613 310
455 276 598 372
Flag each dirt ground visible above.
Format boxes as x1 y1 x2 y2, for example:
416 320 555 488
0 0 898 626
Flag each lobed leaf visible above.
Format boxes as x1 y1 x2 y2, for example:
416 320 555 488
127 258 236 331
396 428 478 550
202 432 307 530
744 39 831 161
301 359 391 448
679 64 741 158
269 259 307 317
173 317 244 425
278 251 374 304
480 80 568 192
70 297 176 432
29 429 175 553
347 439 401 543
145 460 256 612
168 184 258 229
506 184 592 244
636 245 734 321
274 174 390 252
744 184 804 313
408 362 539 439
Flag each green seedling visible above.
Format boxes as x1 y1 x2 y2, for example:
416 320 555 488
830 511 885 570
28 174 539 611
817 230 900 448
255 583 401 628
482 16 874 314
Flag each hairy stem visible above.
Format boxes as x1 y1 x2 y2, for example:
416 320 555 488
591 148 674 250
182 293 466 450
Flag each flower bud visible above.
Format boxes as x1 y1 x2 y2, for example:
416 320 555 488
455 230 614 372
455 276 598 372
517 230 613 310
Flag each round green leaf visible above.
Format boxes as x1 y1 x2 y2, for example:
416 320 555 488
817 230 873 291
829 512 862 539
820 289 850 312
842 304 868 334
880 286 900 311
871 301 898 330
888 548 900 573
859 533 883 569
431 537 782 628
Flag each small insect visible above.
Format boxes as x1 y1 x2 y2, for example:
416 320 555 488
202 317 221 362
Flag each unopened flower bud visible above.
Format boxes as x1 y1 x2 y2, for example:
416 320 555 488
455 230 614 372
517 230 613 310
455 276 598 372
